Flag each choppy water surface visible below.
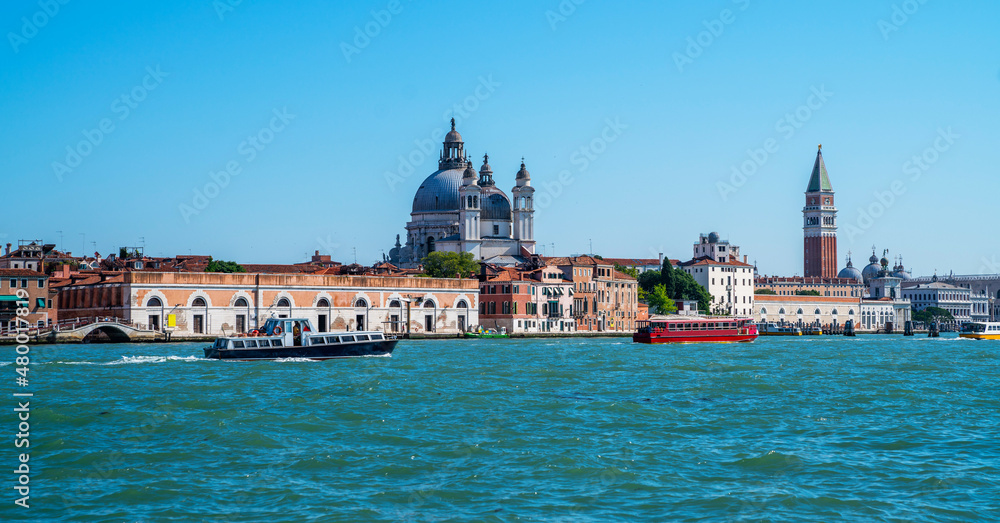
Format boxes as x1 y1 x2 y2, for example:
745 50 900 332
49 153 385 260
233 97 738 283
4 335 999 521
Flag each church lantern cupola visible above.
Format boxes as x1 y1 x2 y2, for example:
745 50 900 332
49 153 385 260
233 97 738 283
439 118 467 170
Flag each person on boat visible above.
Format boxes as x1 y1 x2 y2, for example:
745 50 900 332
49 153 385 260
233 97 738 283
293 322 302 346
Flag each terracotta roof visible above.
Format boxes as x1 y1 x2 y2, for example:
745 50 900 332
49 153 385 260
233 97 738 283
679 255 754 268
603 257 677 267
612 270 637 281
0 269 46 277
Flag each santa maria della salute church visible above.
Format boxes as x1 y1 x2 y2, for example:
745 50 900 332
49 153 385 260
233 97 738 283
389 120 536 267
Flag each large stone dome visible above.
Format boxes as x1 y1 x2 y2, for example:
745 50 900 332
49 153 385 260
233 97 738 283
412 168 465 213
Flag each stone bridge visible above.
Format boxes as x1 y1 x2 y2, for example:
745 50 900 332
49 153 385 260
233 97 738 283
40 321 167 343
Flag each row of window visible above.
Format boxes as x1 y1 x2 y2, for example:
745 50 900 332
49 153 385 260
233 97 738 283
6 279 44 289
148 296 459 310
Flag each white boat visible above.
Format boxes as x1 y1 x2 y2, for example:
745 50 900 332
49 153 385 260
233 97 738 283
960 322 1000 340
757 322 803 336
204 318 397 360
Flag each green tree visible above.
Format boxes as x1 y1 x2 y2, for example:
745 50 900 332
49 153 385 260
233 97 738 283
660 258 676 298
913 307 954 323
205 257 246 273
754 289 776 295
637 270 661 293
647 284 678 314
794 290 821 296
614 264 639 279
421 251 479 278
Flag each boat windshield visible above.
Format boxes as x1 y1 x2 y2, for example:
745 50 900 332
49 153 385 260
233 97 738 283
967 323 988 333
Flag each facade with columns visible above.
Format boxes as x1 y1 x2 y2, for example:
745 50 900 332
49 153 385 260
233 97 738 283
56 271 479 337
391 120 536 267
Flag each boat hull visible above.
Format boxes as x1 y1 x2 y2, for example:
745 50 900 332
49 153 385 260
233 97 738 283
759 332 802 336
959 333 1000 341
204 340 397 360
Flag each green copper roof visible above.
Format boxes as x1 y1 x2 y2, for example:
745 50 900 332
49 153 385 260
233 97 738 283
806 146 833 192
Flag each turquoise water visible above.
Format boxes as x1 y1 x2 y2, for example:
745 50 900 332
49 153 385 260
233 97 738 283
3 335 999 522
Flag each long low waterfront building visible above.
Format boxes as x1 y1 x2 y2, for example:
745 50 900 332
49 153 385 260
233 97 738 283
56 271 479 337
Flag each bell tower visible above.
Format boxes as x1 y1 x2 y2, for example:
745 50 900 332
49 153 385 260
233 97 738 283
511 158 535 254
803 145 838 278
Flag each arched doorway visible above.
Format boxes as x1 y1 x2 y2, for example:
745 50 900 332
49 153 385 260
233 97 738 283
192 297 207 334
146 296 163 332
234 297 249 333
316 298 330 332
456 299 468 332
354 298 369 331
276 297 291 318
423 299 436 332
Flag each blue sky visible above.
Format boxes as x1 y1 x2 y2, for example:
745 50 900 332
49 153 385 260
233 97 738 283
3 0 998 276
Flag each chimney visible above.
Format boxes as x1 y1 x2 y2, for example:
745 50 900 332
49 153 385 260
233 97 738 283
4 243 10 255
744 255 748 263
658 252 664 264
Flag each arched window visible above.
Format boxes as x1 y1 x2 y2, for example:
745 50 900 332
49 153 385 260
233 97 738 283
456 300 468 309
146 297 162 307
316 298 330 308
849 309 855 316
423 299 436 308
354 298 368 308
389 300 401 308
779 308 785 314
814 308 821 315
760 307 767 314
234 297 248 307
796 308 803 315
276 298 290 307
832 309 838 315
192 297 207 307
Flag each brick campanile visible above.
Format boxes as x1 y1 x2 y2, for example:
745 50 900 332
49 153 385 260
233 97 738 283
803 145 838 278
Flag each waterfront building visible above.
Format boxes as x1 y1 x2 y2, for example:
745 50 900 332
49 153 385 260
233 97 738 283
905 273 1000 317
803 145 838 278
755 276 864 297
753 294 858 327
56 271 478 337
0 269 58 332
0 241 77 272
971 292 991 322
678 233 755 316
901 274 973 324
391 120 535 267
478 265 576 334
541 255 641 332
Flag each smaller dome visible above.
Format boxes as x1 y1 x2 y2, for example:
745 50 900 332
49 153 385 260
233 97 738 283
463 162 476 179
480 153 492 173
893 270 912 280
838 264 863 284
869 252 879 263
516 159 530 180
708 232 720 243
861 261 881 285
